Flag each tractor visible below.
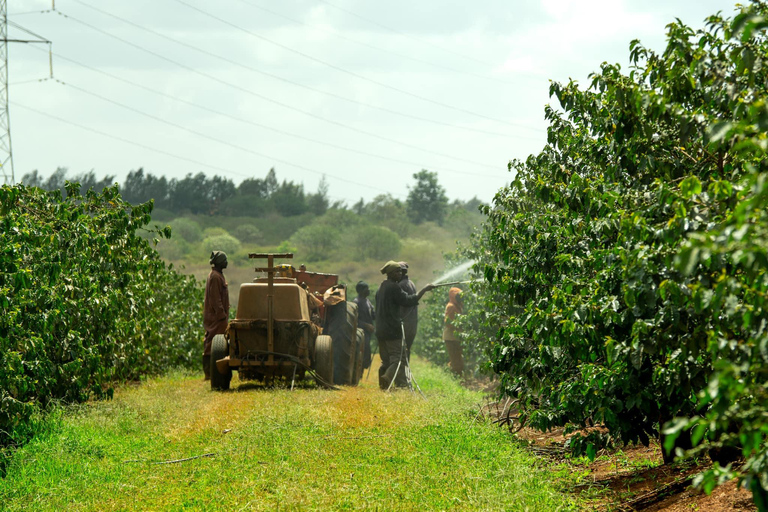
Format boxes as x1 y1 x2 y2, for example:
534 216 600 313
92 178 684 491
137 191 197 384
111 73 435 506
209 253 365 390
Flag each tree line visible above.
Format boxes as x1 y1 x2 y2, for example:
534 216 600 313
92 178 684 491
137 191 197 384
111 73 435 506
22 168 483 227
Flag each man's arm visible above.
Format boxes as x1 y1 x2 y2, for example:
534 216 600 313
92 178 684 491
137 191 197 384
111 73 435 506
393 282 436 306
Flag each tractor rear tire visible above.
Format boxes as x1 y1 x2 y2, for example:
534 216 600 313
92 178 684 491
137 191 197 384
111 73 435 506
210 334 232 391
328 301 358 385
314 335 334 387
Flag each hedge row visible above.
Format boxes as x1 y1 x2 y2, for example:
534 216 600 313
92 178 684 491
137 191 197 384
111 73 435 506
470 3 768 507
0 183 203 452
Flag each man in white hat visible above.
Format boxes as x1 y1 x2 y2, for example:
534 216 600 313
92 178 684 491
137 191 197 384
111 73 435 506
374 260 435 389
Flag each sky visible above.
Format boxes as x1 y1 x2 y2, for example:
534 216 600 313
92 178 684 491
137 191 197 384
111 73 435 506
6 0 739 204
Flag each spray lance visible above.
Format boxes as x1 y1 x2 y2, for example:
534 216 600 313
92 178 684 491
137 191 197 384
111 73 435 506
431 280 479 288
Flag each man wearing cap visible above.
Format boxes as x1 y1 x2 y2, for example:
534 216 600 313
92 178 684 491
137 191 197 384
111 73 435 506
353 281 375 370
375 260 435 389
203 250 230 380
397 262 418 361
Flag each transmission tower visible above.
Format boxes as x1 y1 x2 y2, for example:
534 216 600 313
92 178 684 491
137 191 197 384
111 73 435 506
0 0 52 185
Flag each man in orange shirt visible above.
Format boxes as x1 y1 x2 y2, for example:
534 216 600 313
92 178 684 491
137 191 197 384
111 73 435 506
443 287 464 375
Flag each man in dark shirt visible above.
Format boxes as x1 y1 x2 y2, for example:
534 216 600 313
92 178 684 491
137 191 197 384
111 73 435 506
375 260 435 389
203 251 230 380
397 262 418 361
353 281 375 370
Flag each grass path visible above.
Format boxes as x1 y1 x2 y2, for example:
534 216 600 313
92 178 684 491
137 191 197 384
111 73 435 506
0 358 577 511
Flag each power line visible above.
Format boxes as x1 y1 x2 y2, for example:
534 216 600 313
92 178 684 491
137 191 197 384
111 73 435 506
29 47 508 179
7 19 51 43
12 101 250 178
71 0 539 139
55 10 502 170
234 0 523 87
170 0 522 129
317 0 500 69
51 78 407 195
15 100 407 198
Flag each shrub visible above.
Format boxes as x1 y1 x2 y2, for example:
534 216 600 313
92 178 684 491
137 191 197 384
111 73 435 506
289 224 340 262
202 233 241 257
470 2 768 505
344 225 401 261
232 224 262 244
170 217 202 243
0 183 203 456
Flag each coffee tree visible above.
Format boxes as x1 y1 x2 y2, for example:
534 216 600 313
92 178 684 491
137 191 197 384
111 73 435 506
0 183 203 458
471 1 767 505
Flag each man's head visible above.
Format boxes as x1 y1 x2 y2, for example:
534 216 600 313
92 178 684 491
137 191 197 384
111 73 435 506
380 260 403 281
398 261 409 277
210 250 228 269
356 280 370 298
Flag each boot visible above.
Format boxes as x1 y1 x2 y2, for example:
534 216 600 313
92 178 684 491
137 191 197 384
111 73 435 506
203 355 211 381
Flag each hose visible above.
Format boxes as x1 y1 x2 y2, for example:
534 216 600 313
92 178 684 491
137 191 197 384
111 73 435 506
242 350 340 390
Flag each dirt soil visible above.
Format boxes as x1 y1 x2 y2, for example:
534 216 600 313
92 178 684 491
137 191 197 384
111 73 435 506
478 399 757 512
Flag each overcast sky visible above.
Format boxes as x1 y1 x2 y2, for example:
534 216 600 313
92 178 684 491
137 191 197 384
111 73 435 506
7 0 738 204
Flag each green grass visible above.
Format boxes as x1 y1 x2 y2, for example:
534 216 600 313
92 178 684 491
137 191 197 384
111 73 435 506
0 359 578 511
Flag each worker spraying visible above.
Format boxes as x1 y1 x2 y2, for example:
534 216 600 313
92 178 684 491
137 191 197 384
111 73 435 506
375 260 435 390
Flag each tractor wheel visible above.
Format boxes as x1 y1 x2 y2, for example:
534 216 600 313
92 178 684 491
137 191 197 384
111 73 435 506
210 334 232 391
314 335 334 387
328 301 358 385
351 328 365 385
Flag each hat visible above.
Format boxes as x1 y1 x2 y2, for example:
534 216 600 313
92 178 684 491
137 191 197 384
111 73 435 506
209 250 228 268
380 260 401 275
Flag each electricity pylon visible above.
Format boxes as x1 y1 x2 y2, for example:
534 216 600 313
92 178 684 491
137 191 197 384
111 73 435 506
1 0 52 185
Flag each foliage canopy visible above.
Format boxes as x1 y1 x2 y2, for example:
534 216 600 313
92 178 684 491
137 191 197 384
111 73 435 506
469 2 768 505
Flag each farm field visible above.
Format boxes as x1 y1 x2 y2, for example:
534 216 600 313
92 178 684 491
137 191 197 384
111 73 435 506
0 358 576 511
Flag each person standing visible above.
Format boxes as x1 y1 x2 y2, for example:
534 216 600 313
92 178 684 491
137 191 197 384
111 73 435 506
397 262 418 361
443 287 464 375
353 281 375 370
375 260 435 389
203 251 230 380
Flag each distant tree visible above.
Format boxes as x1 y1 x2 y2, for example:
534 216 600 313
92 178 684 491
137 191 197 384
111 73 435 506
169 173 235 214
318 208 362 230
207 175 237 214
21 168 114 197
345 224 401 261
238 177 270 198
42 167 68 193
264 167 278 196
220 194 269 217
289 224 339 261
364 194 410 237
169 217 202 243
20 170 44 187
202 233 241 256
271 180 308 217
233 224 262 244
71 171 115 194
121 168 170 208
352 198 365 215
406 170 448 225
307 176 330 215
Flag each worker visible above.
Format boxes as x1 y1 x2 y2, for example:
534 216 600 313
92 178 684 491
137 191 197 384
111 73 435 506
443 287 464 375
397 262 418 361
353 281 376 369
375 260 435 389
203 250 230 380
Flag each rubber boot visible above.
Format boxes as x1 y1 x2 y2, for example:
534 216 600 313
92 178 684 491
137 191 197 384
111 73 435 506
203 355 211 381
